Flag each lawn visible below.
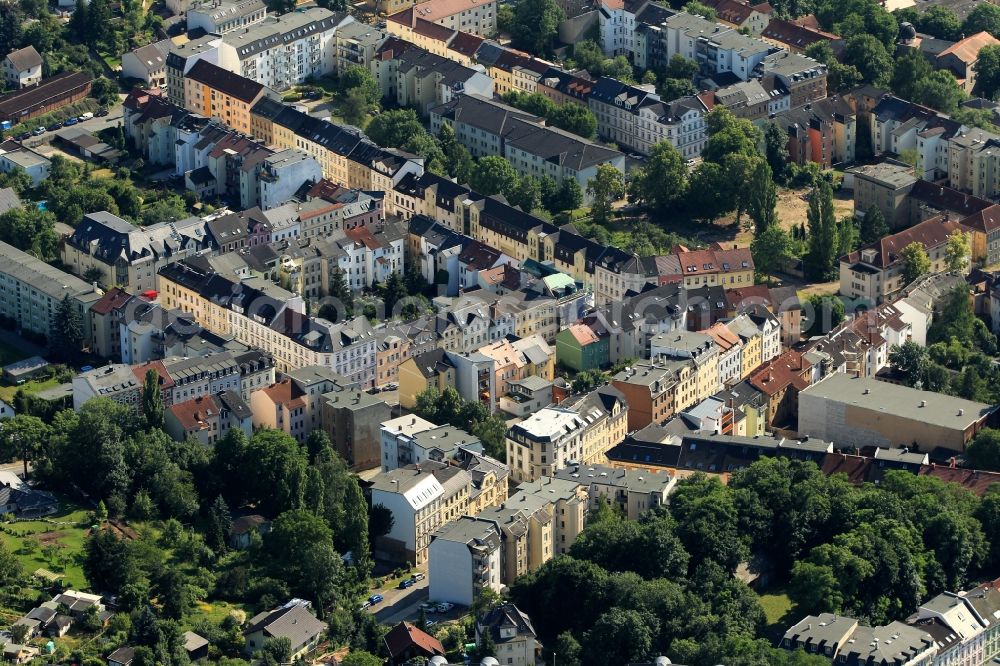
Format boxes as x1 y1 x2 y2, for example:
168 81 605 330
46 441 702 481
0 500 94 589
185 600 248 629
758 588 798 640
0 376 61 403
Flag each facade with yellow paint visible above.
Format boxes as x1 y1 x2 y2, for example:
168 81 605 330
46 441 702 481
183 59 275 137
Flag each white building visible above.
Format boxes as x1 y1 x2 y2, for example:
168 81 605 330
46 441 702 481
0 140 50 186
380 414 437 471
121 41 172 89
186 0 267 35
370 466 447 566
256 149 322 211
2 47 42 89
217 8 355 92
428 516 503 607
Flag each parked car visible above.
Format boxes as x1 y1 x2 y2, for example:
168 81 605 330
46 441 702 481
368 594 383 604
360 601 372 611
398 579 414 590
47 122 62 131
435 602 454 612
384 382 398 390
62 117 79 126
95 108 109 117
413 572 425 581
425 620 436 628
31 127 44 136
15 132 29 141
78 112 94 120
304 90 321 99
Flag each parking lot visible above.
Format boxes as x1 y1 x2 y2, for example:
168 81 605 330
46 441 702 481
18 104 124 152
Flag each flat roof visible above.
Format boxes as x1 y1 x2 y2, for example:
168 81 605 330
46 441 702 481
801 373 994 430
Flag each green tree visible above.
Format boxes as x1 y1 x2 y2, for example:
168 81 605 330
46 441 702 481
572 40 606 73
751 225 794 282
627 141 687 212
341 88 372 127
141 369 163 430
975 45 1000 99
842 34 893 86
805 179 840 281
967 429 1000 471
587 164 625 225
206 495 232 554
340 652 382 666
763 121 789 182
656 77 697 101
471 156 520 197
84 529 138 594
899 242 932 286
266 509 344 608
891 49 935 102
602 56 635 83
50 294 83 362
683 0 716 19
746 161 777 234
888 341 930 388
964 2 1000 38
0 414 50 478
509 0 565 55
918 5 962 40
860 205 889 244
945 230 971 271
339 65 380 105
581 608 654 666
365 109 425 148
549 104 598 138
803 295 845 336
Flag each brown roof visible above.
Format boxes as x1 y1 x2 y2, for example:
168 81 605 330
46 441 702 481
841 215 967 269
748 349 810 396
917 464 1000 495
449 31 484 58
383 622 445 660
411 16 456 42
909 179 992 217
566 323 600 345
90 287 133 315
259 378 306 409
703 322 741 351
169 394 222 432
0 71 92 119
132 360 175 391
5 46 42 72
938 31 1000 65
960 204 1000 234
674 246 753 275
762 17 840 49
724 285 773 311
186 59 266 103
704 0 761 24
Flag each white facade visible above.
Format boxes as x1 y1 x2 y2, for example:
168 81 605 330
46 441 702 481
186 0 267 35
428 517 503 607
379 414 437 471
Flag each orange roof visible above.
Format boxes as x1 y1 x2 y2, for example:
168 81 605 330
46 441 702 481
384 622 445 660
132 360 174 391
703 322 741 351
345 226 383 251
169 395 220 432
748 350 810 396
675 246 753 275
842 215 967 269
938 31 1000 65
259 379 306 409
917 464 1000 495
566 323 600 346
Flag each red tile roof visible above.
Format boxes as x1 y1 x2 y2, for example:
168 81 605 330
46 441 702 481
566 323 600 345
938 31 1000 65
259 378 306 409
132 360 175 391
841 215 968 269
961 204 1000 234
90 287 133 315
748 349 810 396
168 394 221 432
383 622 445 660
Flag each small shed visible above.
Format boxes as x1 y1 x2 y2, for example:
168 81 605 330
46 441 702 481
2 356 49 383
183 631 209 661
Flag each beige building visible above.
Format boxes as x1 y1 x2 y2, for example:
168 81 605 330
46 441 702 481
386 0 498 38
475 604 538 666
505 386 627 483
554 463 674 520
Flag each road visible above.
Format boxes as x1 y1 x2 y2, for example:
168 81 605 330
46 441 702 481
19 105 125 152
371 577 429 625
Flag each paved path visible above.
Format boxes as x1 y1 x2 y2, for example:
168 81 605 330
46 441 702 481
370 578 429 624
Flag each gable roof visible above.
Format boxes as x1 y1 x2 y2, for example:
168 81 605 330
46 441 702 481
383 622 445 659
841 215 967 269
186 59 267 103
244 603 326 647
5 46 42 72
937 30 1000 65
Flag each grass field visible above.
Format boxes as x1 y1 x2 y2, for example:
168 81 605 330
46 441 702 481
758 588 797 639
0 376 61 403
0 500 93 589
185 600 248 630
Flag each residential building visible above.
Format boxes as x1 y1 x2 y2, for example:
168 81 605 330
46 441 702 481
0 71 91 123
165 35 224 107
72 364 142 411
164 391 253 445
839 215 972 303
374 42 494 117
760 17 842 54
774 95 856 168
383 623 446 666
0 241 101 347
243 601 326 660
386 0 498 38
498 375 553 417
427 516 503 606
506 386 627 482
319 389 391 470
475 604 537 666
216 8 354 92
798 372 994 453
747 348 811 428
554 462 674 518
2 46 42 89
186 0 267 35
612 359 684 431
62 212 210 293
555 323 609 372
397 349 457 409
703 322 742 387
121 41 172 89
670 245 754 290
780 615 935 665
753 50 827 108
370 462 473 566
901 30 1000 93
379 416 482 471
183 60 277 136
430 94 625 199
0 139 50 186
588 77 709 158
704 0 771 35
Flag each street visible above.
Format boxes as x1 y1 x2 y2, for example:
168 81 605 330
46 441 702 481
370 577 429 625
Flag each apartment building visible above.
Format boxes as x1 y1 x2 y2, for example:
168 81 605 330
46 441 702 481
186 0 267 35
428 517 503 606
513 476 587 555
319 389 391 469
376 46 494 116
753 50 827 109
0 241 101 347
370 463 473 566
121 41 172 89
61 211 210 293
650 330 721 405
704 0 771 36
870 95 961 182
760 17 841 54
72 364 142 411
670 245 754 290
182 60 277 136
380 417 483 471
505 385 627 482
612 358 699 430
553 463 674 519
164 391 253 445
217 8 354 92
839 216 972 303
773 95 856 168
387 0 498 38
475 604 538 666
165 35 224 107
588 77 708 158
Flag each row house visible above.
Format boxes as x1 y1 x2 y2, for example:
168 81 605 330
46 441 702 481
752 50 827 108
773 95 856 168
216 8 355 92
588 77 709 158
182 59 278 137
186 0 267 36
703 0 772 36
473 41 552 96
386 0 497 38
164 391 253 445
430 93 625 199
839 215 972 304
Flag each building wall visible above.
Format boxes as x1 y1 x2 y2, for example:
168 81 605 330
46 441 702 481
428 539 475 606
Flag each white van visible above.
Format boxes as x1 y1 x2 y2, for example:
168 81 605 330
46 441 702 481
78 112 94 121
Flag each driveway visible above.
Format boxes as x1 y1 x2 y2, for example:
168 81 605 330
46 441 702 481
370 577 429 624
